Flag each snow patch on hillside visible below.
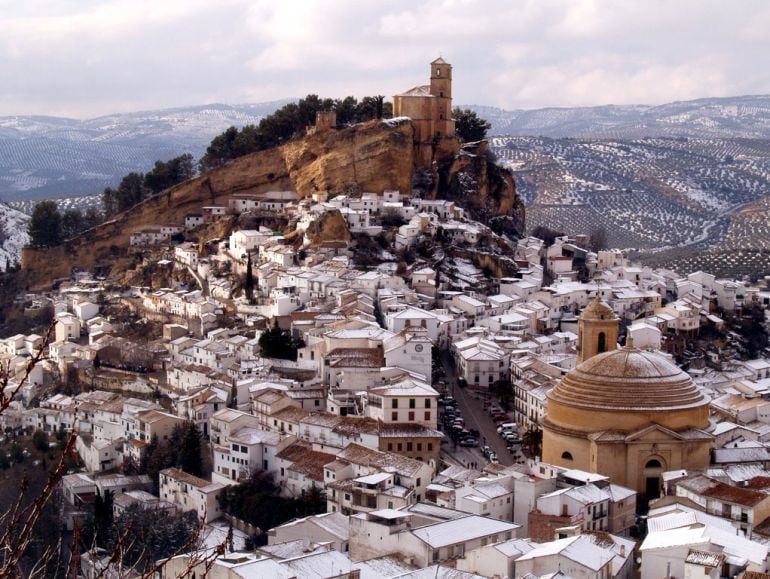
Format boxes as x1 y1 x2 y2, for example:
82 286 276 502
0 202 30 270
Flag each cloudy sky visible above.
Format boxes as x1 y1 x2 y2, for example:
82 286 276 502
2 0 769 118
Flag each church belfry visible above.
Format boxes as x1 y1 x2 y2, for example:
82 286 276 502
430 57 454 137
392 56 456 167
577 295 619 364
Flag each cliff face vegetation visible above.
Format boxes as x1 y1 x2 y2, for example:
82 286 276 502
21 119 524 289
434 140 525 234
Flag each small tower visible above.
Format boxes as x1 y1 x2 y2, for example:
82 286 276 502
577 295 619 364
314 110 336 132
429 57 454 137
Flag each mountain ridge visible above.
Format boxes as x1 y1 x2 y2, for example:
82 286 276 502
1 94 768 203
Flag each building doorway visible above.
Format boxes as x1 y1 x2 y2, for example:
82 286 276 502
643 458 664 500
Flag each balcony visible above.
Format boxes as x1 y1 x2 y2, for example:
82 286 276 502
351 493 378 510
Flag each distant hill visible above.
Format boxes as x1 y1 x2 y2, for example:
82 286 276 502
2 95 767 204
0 101 292 202
4 94 770 276
471 95 770 140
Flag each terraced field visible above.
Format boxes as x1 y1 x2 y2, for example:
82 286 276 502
490 136 770 258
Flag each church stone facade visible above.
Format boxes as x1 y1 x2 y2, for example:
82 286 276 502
542 297 713 498
393 58 456 167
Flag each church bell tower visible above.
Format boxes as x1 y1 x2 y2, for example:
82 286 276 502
429 57 454 137
577 295 619 364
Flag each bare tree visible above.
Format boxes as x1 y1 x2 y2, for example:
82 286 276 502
0 321 229 577
589 225 608 252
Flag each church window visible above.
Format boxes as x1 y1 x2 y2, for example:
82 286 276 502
561 451 573 461
439 114 443 120
436 69 441 76
598 332 606 353
440 91 444 97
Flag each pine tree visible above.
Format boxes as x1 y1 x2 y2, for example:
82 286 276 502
27 200 63 248
245 252 255 304
178 421 202 476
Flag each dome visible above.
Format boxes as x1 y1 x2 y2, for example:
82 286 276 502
549 346 707 412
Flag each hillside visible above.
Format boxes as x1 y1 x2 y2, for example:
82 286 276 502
491 135 770 246
0 101 290 202
3 95 766 205
0 203 29 270
20 119 522 289
474 94 770 139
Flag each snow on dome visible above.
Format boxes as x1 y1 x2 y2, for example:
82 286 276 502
548 345 708 412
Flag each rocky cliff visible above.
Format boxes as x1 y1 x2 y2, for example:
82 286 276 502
433 140 525 233
21 119 524 289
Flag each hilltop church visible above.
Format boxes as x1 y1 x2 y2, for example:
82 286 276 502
541 297 714 498
393 57 456 167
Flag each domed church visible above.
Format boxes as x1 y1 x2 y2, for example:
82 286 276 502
542 297 713 498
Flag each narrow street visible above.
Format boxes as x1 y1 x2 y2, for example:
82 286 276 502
439 350 520 467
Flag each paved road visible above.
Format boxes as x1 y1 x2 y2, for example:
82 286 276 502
439 351 522 467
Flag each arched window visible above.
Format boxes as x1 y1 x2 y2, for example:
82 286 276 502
645 459 662 469
561 451 573 461
598 332 606 353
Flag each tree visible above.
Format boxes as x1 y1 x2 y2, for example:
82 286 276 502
217 471 325 546
491 379 514 410
98 504 201 572
452 108 491 142
245 252 255 304
91 490 114 546
531 225 564 247
380 207 406 228
144 154 196 194
179 421 203 477
589 225 608 252
60 208 84 240
102 171 147 217
258 320 303 361
199 94 396 171
521 429 543 460
31 429 48 452
27 200 63 248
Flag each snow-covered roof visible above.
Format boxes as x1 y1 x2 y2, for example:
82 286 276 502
411 516 519 548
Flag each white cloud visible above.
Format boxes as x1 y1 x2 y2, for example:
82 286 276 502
0 0 768 116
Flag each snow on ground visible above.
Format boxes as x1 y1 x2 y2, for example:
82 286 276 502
0 202 30 270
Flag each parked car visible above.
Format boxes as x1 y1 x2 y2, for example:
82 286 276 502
488 452 499 464
492 414 509 423
481 445 492 457
459 437 478 447
497 422 517 434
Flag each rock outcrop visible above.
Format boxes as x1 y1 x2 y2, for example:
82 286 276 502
434 140 525 232
21 119 524 289
303 209 351 248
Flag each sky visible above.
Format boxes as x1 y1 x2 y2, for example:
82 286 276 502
1 0 769 118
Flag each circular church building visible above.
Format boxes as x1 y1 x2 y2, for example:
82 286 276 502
542 298 713 498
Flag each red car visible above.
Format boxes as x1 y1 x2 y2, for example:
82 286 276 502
492 414 509 422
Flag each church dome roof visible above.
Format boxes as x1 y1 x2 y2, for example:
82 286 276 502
548 346 707 412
